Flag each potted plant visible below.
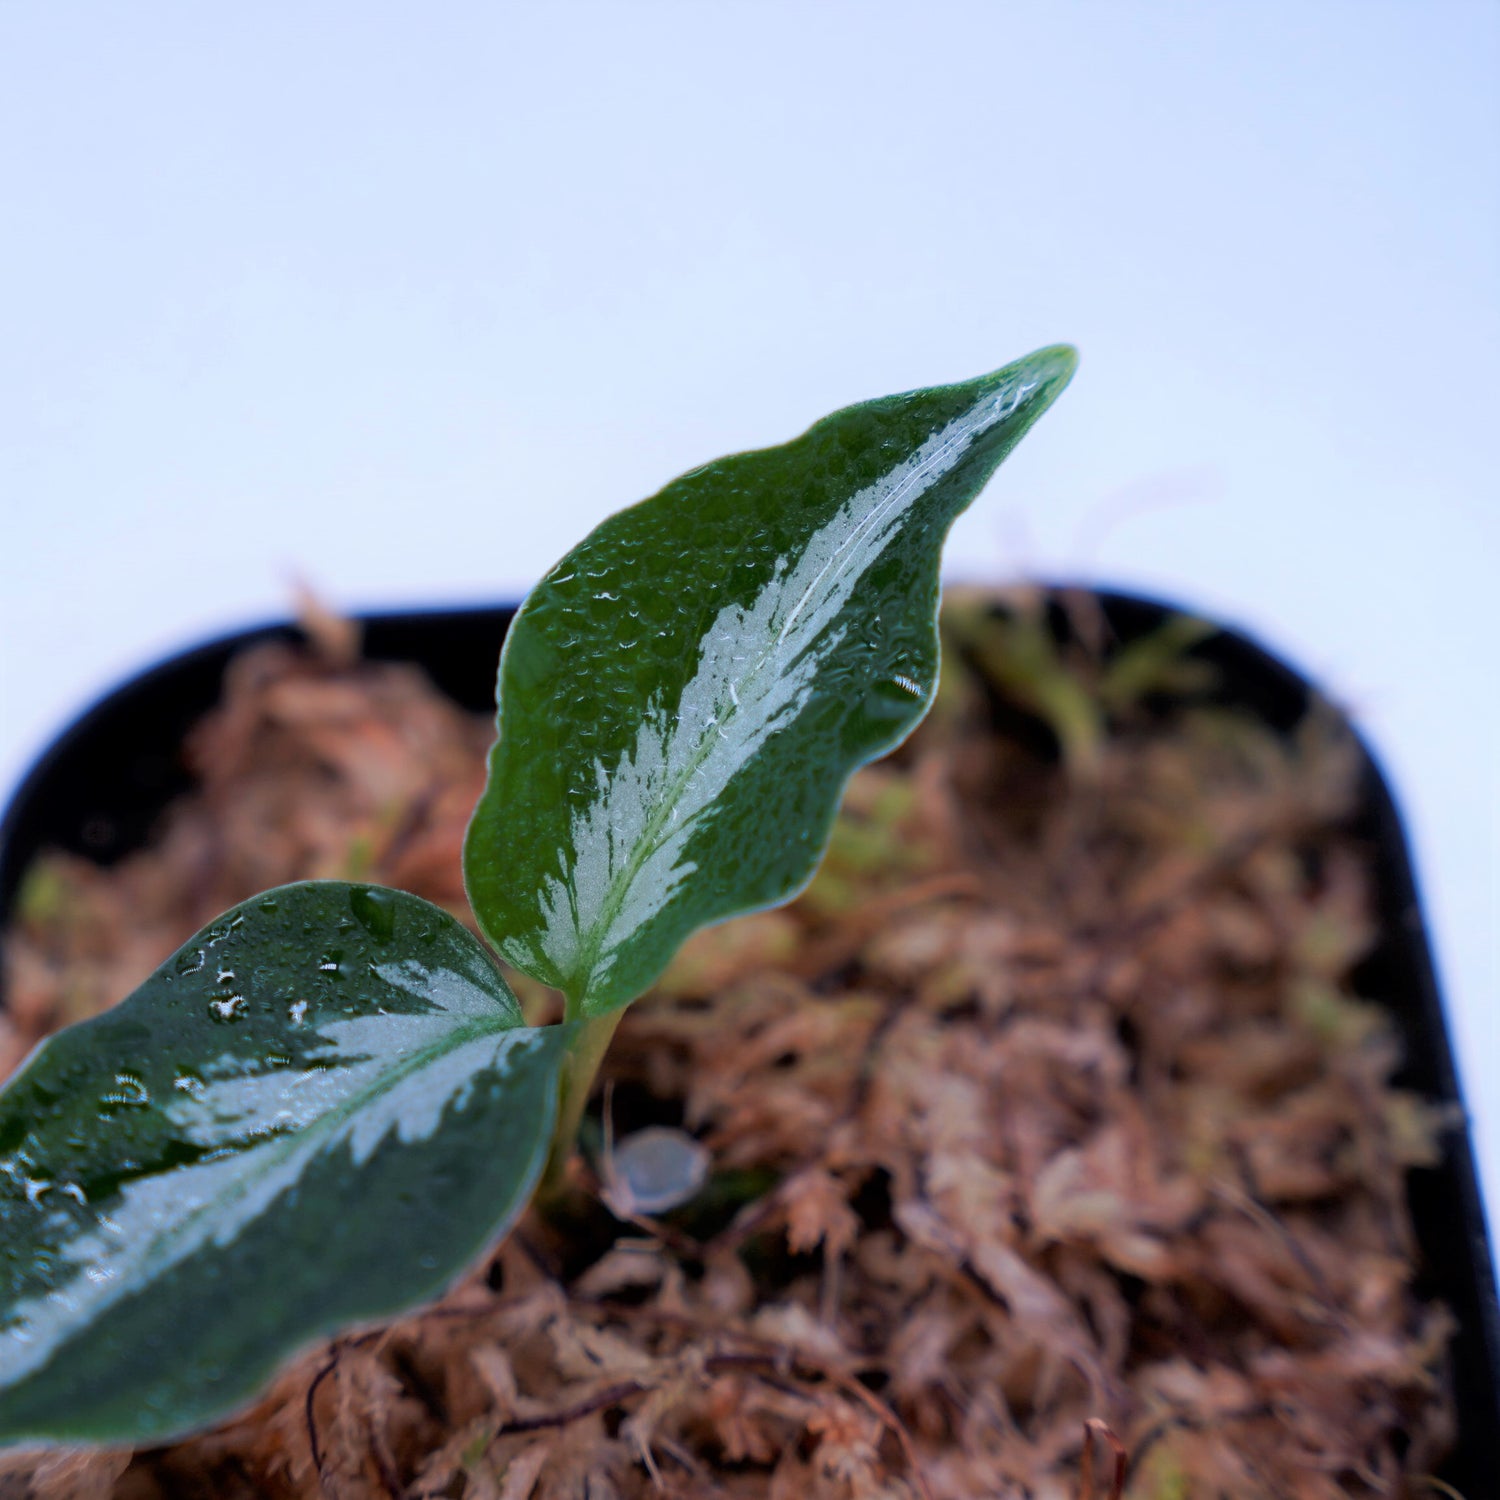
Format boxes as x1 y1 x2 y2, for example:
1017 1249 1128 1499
0 349 1491 1498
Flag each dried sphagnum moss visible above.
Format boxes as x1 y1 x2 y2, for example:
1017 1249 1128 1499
0 593 1455 1499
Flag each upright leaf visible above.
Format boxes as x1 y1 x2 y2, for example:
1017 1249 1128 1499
465 346 1077 1012
0 882 568 1446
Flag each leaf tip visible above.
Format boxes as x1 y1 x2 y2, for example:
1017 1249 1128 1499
1024 341 1080 390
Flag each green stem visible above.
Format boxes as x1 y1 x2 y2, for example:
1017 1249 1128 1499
542 1008 622 1197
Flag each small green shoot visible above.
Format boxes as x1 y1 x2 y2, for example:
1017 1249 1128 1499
0 347 1075 1446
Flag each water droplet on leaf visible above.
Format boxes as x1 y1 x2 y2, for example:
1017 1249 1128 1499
349 885 396 943
101 1072 151 1109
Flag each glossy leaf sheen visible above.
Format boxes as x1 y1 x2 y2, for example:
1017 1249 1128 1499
0 882 567 1445
466 346 1077 1012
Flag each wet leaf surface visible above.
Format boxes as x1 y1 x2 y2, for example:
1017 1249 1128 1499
0 882 567 1445
465 350 1077 1012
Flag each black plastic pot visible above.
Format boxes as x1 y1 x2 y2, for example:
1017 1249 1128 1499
1 594 1496 1489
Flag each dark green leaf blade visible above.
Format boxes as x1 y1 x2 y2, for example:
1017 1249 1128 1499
0 881 567 1446
465 346 1076 1012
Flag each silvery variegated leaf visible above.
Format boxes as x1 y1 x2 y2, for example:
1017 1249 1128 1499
465 346 1077 1013
0 882 568 1446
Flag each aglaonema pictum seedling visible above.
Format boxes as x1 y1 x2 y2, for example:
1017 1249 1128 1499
0 346 1076 1445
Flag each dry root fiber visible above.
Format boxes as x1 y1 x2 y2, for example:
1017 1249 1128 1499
1 591 1456 1498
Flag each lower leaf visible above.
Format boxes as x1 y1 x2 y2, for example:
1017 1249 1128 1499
0 881 567 1446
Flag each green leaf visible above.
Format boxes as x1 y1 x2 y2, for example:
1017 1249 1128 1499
465 346 1077 1012
0 882 567 1446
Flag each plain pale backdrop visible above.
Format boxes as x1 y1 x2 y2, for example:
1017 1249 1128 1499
2 2 1497 1230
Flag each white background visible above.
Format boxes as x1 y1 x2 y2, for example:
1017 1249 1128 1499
2 4 1497 1224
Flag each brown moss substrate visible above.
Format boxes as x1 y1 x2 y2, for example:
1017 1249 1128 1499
0 593 1456 1498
